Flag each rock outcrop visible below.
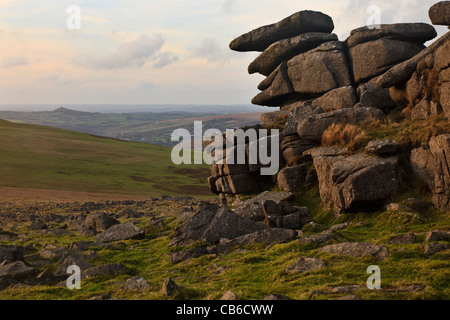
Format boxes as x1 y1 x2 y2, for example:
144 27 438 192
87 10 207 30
207 6 449 216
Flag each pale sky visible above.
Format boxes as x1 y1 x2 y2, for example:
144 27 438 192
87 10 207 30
0 0 447 106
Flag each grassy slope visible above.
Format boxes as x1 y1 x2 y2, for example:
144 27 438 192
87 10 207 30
0 119 211 197
0 186 448 300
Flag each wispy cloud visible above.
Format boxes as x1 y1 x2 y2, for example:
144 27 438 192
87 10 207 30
2 56 28 68
76 34 165 69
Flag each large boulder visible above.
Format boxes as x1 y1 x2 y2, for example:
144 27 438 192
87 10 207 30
297 107 386 142
229 10 334 52
85 212 120 233
346 23 436 48
233 191 295 222
410 134 450 211
248 32 338 76
253 42 352 106
349 38 425 83
201 208 268 243
310 148 402 215
429 2 450 26
170 203 268 246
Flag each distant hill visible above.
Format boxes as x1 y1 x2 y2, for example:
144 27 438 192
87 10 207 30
0 119 211 198
0 108 263 147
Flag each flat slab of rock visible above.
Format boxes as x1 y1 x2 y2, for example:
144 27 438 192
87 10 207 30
0 230 18 241
429 1 450 26
320 242 390 261
230 10 334 52
248 32 338 76
216 228 297 254
94 222 145 243
285 257 327 274
424 242 450 254
346 23 436 47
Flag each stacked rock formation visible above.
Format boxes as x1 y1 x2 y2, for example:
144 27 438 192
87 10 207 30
207 5 450 215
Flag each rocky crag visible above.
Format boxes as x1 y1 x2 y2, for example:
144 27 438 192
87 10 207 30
208 4 450 219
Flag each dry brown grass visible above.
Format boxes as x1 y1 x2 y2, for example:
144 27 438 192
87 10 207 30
322 122 368 152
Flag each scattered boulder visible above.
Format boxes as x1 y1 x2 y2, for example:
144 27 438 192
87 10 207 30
388 233 416 244
0 230 17 242
424 242 450 254
285 257 327 274
83 263 127 279
230 10 335 52
216 229 297 254
161 278 178 296
94 222 145 243
0 246 24 263
429 1 450 26
121 276 151 291
85 212 120 233
169 248 210 264
39 246 69 260
320 242 390 261
27 220 47 231
221 290 238 300
425 230 450 242
299 230 337 245
201 208 268 244
264 294 293 300
55 254 93 276
233 191 295 222
0 261 39 280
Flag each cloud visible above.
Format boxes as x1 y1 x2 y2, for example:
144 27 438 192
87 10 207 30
2 56 28 68
223 0 239 14
195 38 229 62
76 34 165 69
153 52 179 69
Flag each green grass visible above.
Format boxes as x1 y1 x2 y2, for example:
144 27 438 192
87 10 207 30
0 119 212 197
0 200 448 300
